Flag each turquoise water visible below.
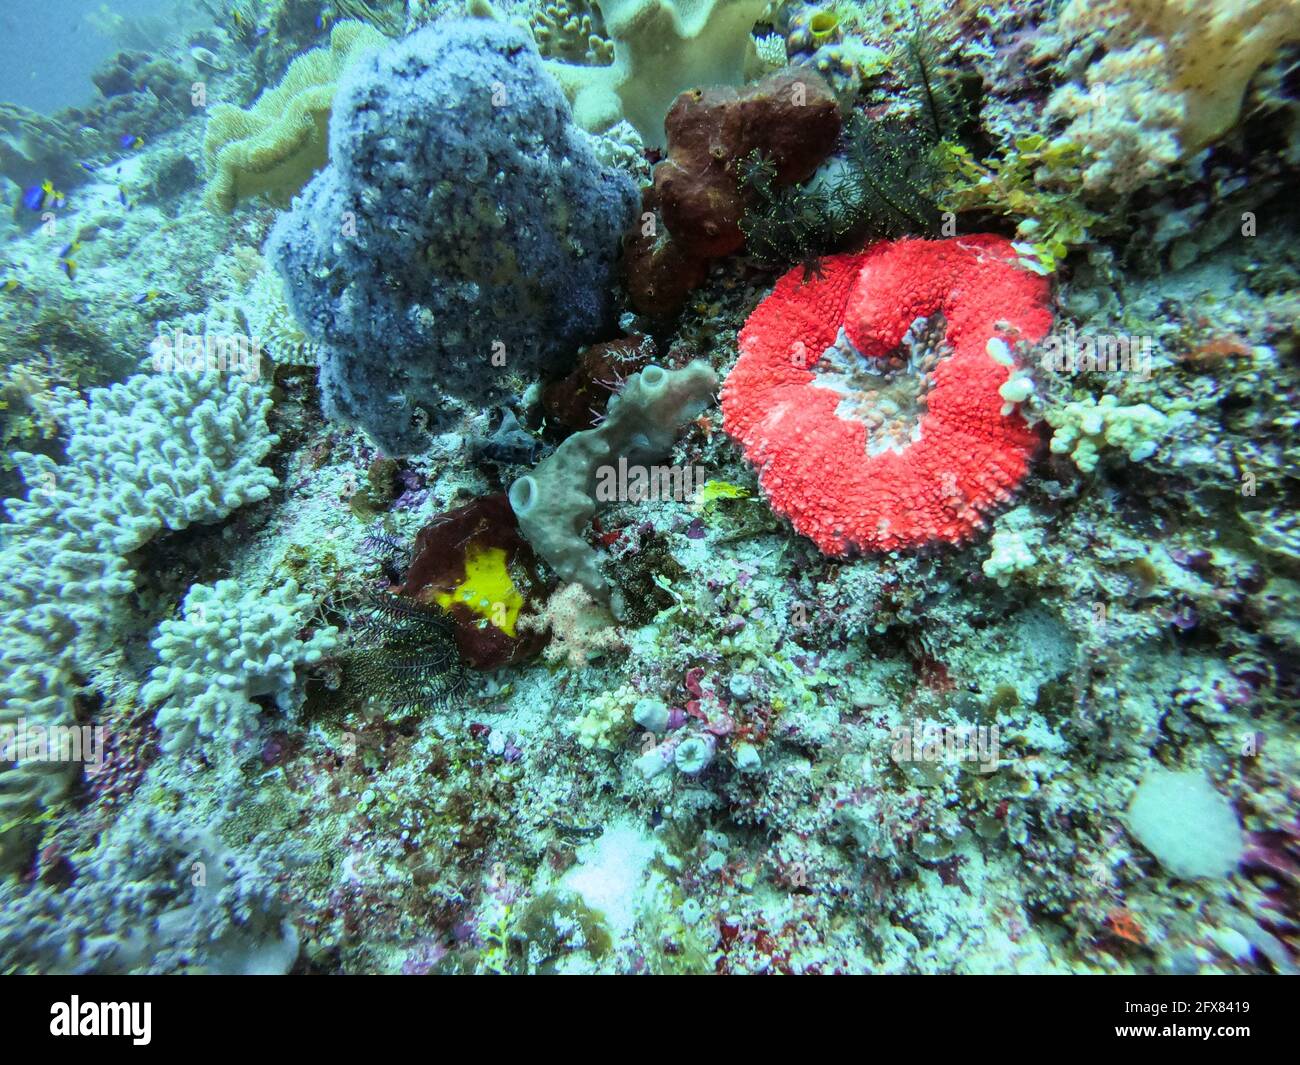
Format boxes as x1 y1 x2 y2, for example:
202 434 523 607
0 0 1295 976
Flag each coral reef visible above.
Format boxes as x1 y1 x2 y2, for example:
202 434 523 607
0 0 1297 985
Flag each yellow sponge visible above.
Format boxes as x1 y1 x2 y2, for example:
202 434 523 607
433 546 526 637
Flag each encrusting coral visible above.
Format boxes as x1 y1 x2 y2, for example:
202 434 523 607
202 20 388 212
982 505 1047 587
572 684 638 749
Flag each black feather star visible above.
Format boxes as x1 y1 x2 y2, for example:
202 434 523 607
345 593 469 712
736 10 969 274
738 114 941 274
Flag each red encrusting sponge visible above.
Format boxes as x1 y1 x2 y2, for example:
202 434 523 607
721 235 1053 555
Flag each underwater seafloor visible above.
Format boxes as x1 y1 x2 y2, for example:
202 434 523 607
0 0 1296 977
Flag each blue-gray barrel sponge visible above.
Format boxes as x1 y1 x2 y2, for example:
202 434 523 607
267 20 639 454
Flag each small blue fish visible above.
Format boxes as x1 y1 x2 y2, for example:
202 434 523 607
119 133 144 151
56 238 80 281
132 289 159 304
20 179 62 212
79 161 97 175
118 187 129 207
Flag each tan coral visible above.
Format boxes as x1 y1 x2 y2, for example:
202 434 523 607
201 20 387 212
531 0 616 64
537 0 771 146
1059 0 1300 157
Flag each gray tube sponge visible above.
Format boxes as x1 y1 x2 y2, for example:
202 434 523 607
509 360 717 601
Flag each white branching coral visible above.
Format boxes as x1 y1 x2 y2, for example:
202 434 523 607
982 506 1047 587
571 684 637 750
1045 393 1171 473
0 367 279 861
143 579 339 754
